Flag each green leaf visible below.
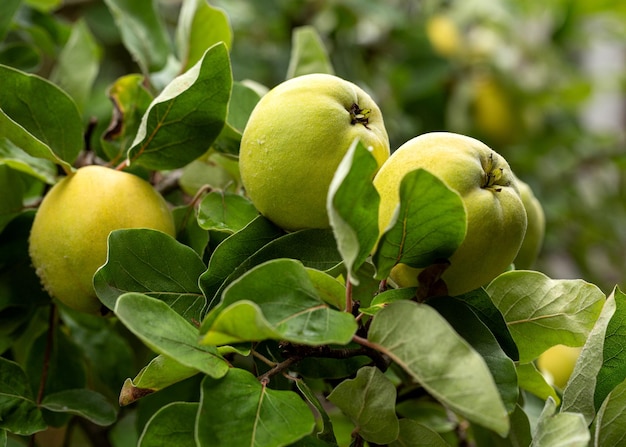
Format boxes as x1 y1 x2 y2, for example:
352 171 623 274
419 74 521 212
428 296 519 414
100 74 154 163
360 287 417 316
372 168 466 280
197 191 259 233
103 0 170 74
114 293 228 378
486 270 605 363
199 215 283 304
286 26 334 79
472 404 533 447
591 377 626 447
138 402 198 447
94 229 207 322
516 362 560 404
0 65 83 168
0 0 20 41
368 300 510 436
327 366 399 444
593 287 626 409
176 0 232 72
197 368 315 447
295 379 337 444
561 288 618 422
459 288 519 361
200 259 357 346
40 389 117 426
0 166 23 234
327 139 380 285
0 138 57 184
0 43 41 72
49 19 101 111
128 43 232 170
305 267 346 310
390 419 451 447
24 0 61 11
226 81 262 133
119 355 199 406
200 227 342 307
0 357 46 435
530 398 589 447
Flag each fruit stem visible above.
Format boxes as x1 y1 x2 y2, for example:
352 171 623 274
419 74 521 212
345 276 354 313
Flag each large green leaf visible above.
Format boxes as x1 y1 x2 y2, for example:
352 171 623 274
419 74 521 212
94 229 207 322
0 138 57 184
200 259 357 346
516 362 560 404
176 0 232 71
196 368 315 447
0 357 45 435
199 215 283 305
428 296 519 413
200 227 341 307
327 366 399 444
372 168 466 280
40 389 117 426
286 26 334 79
389 419 450 447
0 166 23 234
114 293 228 379
486 270 605 363
327 139 380 285
0 65 83 169
103 0 170 74
561 287 619 422
530 398 589 447
139 402 198 447
49 19 101 111
128 42 232 170
368 300 510 436
591 376 626 447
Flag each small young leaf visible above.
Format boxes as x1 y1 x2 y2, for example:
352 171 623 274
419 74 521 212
372 168 466 280
176 0 232 72
0 65 83 168
295 379 337 444
197 191 259 233
94 229 207 322
368 300 510 436
40 389 117 426
561 288 618 422
286 26 334 79
128 43 232 170
119 355 199 406
327 139 381 285
389 419 450 447
591 377 626 447
103 0 170 74
138 402 198 447
531 398 589 447
101 74 154 163
327 366 399 444
200 259 357 346
359 287 417 316
0 139 57 184
114 293 228 379
486 270 605 363
0 357 46 435
197 368 315 447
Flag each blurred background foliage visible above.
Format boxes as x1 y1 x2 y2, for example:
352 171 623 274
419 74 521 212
3 0 625 293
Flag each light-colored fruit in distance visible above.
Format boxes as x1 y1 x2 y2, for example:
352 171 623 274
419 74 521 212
426 14 462 58
239 73 390 231
374 132 527 296
537 344 582 390
513 177 545 269
29 165 176 314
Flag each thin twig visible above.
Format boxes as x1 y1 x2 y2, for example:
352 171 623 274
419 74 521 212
258 356 301 385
